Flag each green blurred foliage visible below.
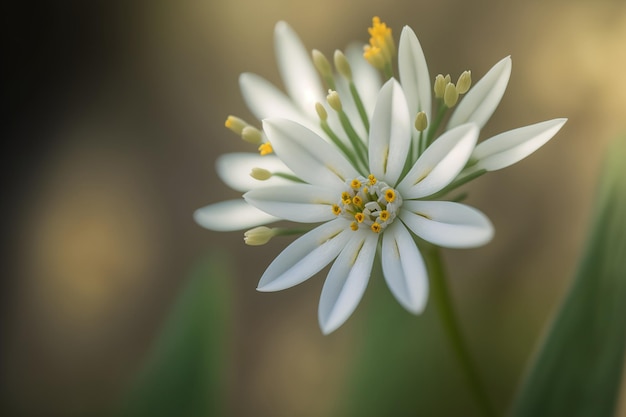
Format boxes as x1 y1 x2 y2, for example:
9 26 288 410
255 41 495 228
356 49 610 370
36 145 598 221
510 135 626 417
114 252 232 417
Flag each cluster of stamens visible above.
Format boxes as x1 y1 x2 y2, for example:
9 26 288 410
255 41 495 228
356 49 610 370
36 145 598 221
332 175 402 233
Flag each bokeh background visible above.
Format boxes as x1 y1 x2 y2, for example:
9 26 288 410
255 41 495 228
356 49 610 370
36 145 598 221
3 0 626 416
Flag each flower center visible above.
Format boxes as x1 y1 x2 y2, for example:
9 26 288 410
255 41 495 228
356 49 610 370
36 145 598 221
332 175 403 233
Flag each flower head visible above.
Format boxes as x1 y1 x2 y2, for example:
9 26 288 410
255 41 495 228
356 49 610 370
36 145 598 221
195 17 566 334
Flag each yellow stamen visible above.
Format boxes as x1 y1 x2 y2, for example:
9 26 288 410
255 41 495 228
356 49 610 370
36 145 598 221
258 142 273 156
332 204 342 215
351 179 362 189
456 70 472 94
444 83 459 107
355 213 365 223
341 191 352 204
414 111 428 132
384 189 396 203
363 16 395 70
225 115 248 135
352 196 363 207
350 222 359 231
379 210 390 221
327 90 342 112
315 102 328 121
371 223 382 233
334 50 353 81
368 174 377 185
241 126 263 145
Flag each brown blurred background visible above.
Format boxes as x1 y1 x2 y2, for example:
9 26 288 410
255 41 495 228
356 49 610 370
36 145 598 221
3 0 626 416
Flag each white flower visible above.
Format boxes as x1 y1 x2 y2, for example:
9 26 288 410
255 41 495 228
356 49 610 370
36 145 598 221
195 17 566 334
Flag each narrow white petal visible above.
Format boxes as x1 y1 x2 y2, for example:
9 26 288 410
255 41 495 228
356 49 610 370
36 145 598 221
318 231 378 334
400 201 494 248
381 222 429 314
263 118 359 188
368 79 412 185
398 123 478 198
244 184 338 223
239 72 306 123
216 153 294 192
469 118 567 171
257 219 352 292
448 56 512 130
346 43 381 115
275 21 324 118
194 199 279 231
398 26 432 123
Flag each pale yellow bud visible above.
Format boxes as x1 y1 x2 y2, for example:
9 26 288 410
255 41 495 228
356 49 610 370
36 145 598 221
312 49 332 79
315 102 328 121
456 70 472 94
327 90 342 112
434 74 447 98
334 50 352 81
414 111 428 132
250 167 272 181
225 115 248 135
244 226 276 246
444 83 459 107
241 126 263 145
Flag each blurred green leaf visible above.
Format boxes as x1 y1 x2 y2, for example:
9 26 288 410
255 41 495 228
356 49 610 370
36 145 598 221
510 135 626 417
115 252 232 417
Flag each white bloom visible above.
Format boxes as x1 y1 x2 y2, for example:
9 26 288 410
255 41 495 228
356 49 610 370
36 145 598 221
195 17 566 333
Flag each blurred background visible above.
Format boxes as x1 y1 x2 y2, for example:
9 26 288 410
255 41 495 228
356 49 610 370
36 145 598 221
3 0 625 416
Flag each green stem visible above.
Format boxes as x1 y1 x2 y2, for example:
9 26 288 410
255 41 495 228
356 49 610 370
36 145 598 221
423 244 498 417
349 82 370 133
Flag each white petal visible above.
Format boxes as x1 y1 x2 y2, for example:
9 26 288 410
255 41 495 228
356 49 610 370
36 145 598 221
346 43 381 115
318 231 378 334
194 199 279 231
263 118 359 188
400 201 494 248
469 118 567 172
368 79 412 185
239 72 305 123
257 219 352 292
398 26 432 123
244 184 338 223
381 222 429 314
398 123 478 199
448 56 512 130
216 153 294 192
274 21 324 118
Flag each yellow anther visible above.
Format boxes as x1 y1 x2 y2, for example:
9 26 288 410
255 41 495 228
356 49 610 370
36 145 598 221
444 83 459 107
379 210 390 221
250 167 272 181
434 74 447 99
364 16 395 70
355 213 365 223
371 223 382 233
384 189 396 203
414 111 428 132
350 179 362 189
315 102 328 121
327 90 342 112
362 186 369 194
258 142 273 156
241 126 263 145
244 226 276 246
341 191 352 203
225 115 248 135
456 70 472 94
350 222 359 231
332 204 342 215
352 196 363 207
334 50 353 81
368 174 377 185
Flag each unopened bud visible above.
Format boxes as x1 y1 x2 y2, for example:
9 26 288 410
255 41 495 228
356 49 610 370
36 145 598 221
241 126 263 145
334 50 352 81
312 49 332 79
327 90 342 112
244 226 276 246
225 115 248 135
456 70 472 94
434 74 447 98
414 111 428 132
315 102 328 121
250 167 272 181
444 83 459 107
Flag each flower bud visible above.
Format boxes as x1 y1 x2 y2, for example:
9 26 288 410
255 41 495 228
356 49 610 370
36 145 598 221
244 226 276 246
444 83 459 107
